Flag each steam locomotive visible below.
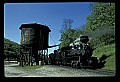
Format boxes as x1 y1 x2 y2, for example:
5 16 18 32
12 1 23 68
49 35 99 69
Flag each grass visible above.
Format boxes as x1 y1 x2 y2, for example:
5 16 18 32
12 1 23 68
92 43 116 70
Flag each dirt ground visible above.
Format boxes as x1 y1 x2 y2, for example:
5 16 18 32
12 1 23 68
4 62 115 77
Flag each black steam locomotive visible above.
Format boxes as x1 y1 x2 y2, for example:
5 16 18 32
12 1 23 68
49 35 99 69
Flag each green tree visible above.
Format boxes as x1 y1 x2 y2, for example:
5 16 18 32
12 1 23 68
60 18 74 33
59 28 76 48
86 2 115 31
4 38 20 60
85 2 115 48
59 18 76 48
74 24 87 37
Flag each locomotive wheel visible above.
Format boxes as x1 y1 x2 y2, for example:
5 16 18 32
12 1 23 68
72 63 76 68
71 61 74 68
71 62 76 68
76 61 82 69
91 57 98 69
71 63 75 68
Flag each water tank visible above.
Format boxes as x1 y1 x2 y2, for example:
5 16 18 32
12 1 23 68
19 23 51 50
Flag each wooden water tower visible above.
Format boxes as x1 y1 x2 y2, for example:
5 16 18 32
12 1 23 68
19 23 51 66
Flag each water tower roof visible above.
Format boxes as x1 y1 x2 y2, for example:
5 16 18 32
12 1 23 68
19 23 51 32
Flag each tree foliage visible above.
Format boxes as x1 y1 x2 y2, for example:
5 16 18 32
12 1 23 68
89 29 115 48
59 28 76 48
85 2 115 48
60 18 74 33
4 38 20 60
86 2 115 31
59 19 76 48
74 24 87 37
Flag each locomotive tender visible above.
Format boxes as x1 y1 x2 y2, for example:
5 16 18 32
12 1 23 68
49 35 99 69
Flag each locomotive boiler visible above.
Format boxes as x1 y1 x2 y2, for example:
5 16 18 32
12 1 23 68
49 35 99 69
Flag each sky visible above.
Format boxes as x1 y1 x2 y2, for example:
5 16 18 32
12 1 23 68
4 2 92 54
